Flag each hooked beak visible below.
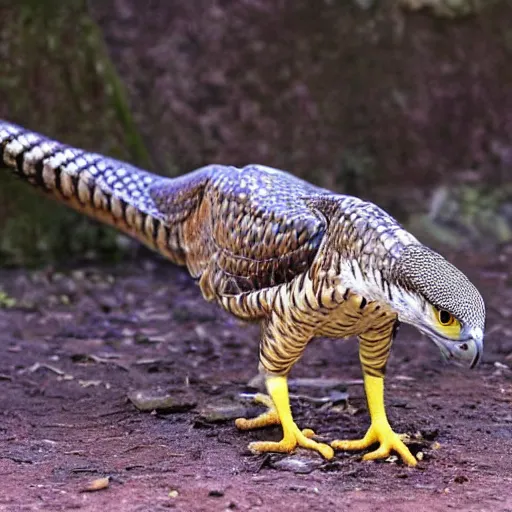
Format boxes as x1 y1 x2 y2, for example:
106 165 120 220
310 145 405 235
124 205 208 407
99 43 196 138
434 327 484 369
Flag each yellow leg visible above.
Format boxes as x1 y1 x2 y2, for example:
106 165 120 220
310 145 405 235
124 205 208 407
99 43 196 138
236 376 334 459
331 374 417 466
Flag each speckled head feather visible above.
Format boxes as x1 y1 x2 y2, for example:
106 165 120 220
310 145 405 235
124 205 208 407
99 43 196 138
392 245 485 330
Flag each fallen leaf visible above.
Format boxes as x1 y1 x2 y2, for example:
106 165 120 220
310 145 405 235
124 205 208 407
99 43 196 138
81 477 110 492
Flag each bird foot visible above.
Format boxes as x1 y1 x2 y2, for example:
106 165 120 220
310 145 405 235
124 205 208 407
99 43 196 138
235 393 333 459
331 419 417 466
235 393 281 430
248 425 334 459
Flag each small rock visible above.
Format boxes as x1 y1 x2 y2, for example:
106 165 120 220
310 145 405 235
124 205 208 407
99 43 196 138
59 277 78 295
128 388 197 412
199 400 248 423
269 456 322 474
328 390 349 404
97 295 119 312
208 490 224 497
71 270 86 281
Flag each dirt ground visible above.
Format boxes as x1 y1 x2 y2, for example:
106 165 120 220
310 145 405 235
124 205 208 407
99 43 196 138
0 248 511 512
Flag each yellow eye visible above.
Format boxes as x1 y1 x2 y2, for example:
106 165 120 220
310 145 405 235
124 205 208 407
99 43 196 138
432 307 461 338
438 309 456 326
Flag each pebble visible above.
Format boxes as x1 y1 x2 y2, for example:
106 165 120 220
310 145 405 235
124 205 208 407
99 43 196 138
269 456 322 474
128 388 197 412
198 400 249 423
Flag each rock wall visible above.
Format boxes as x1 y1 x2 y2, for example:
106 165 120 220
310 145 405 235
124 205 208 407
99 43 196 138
91 0 512 193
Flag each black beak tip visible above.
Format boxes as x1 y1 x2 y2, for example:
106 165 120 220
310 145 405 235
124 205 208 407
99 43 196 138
470 350 481 369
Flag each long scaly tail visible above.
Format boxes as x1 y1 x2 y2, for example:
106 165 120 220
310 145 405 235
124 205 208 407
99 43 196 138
0 120 187 264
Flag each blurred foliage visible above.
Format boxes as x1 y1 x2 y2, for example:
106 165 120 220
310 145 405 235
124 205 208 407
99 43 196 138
0 0 150 265
408 184 512 249
0 290 16 309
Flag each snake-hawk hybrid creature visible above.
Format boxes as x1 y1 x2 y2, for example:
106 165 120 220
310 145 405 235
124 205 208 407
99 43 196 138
0 120 485 466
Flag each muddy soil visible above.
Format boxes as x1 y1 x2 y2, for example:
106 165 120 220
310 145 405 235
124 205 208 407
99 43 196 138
0 249 511 512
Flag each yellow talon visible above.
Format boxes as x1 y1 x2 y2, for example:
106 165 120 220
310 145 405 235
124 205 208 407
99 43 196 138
332 419 417 466
235 393 280 430
249 426 334 459
237 376 333 459
331 373 417 466
301 428 316 439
